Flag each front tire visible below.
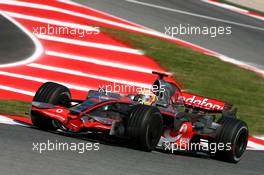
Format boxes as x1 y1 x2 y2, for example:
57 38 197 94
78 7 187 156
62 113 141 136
127 105 163 151
214 117 248 163
31 82 71 130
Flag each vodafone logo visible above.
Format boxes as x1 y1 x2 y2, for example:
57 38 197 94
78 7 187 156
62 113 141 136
182 93 225 110
56 109 63 113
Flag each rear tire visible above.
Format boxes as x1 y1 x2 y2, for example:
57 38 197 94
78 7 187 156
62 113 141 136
127 105 163 151
214 117 248 163
31 82 71 130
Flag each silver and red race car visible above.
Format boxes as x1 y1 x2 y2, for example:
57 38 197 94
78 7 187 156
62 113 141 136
30 72 248 163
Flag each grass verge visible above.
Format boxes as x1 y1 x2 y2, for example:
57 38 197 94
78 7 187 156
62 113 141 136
218 0 264 16
0 100 30 117
102 28 264 135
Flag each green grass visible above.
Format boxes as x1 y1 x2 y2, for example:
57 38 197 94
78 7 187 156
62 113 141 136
0 100 30 117
218 0 264 16
102 28 264 135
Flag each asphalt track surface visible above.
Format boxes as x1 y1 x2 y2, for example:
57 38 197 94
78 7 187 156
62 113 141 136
0 1 263 175
0 14 34 64
75 0 264 69
1 123 264 175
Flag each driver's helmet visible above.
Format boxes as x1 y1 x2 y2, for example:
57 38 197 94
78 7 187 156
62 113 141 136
135 90 158 105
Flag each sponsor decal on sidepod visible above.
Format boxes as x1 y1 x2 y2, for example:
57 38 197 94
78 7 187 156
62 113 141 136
181 92 225 110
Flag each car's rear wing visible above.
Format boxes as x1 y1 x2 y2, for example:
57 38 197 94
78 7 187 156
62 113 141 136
181 92 232 112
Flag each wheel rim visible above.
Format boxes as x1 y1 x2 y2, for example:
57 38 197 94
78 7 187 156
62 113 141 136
234 127 248 159
147 114 162 147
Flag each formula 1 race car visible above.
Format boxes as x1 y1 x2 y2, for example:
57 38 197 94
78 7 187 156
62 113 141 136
30 72 248 163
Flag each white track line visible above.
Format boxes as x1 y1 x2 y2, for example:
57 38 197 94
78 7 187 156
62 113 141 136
56 0 83 7
247 141 264 151
125 0 264 32
5 0 263 76
36 34 143 55
0 71 91 92
0 115 28 126
201 0 248 13
5 11 99 32
0 85 34 96
5 11 143 55
218 55 264 76
256 136 264 140
201 0 264 21
61 0 264 77
53 0 216 48
27 63 151 88
57 0 143 28
45 51 157 74
0 12 43 68
0 1 162 37
249 14 264 21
